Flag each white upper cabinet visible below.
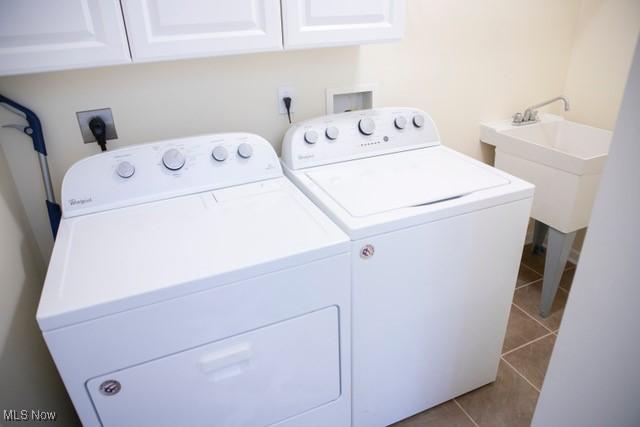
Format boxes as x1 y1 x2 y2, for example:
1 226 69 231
281 0 405 50
0 0 131 76
0 1 405 76
120 0 283 62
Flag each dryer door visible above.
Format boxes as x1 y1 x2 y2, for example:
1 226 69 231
306 146 510 217
86 307 340 427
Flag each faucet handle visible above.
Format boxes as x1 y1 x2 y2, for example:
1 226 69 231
512 112 523 124
524 110 533 122
531 110 539 121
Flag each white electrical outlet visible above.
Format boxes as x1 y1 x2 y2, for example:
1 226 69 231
278 86 296 115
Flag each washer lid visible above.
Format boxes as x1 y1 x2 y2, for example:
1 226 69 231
305 146 511 217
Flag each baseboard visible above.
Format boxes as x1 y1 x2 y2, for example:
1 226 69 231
525 230 581 265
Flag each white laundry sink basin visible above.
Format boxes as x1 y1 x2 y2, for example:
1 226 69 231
491 118 610 175
480 114 612 233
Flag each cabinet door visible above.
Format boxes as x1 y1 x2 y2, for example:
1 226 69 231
121 0 283 62
0 0 131 76
281 0 405 50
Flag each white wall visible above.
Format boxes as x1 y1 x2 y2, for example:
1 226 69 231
532 37 640 427
0 148 78 425
0 0 582 260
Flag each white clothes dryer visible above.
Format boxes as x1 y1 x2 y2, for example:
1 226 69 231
37 133 351 427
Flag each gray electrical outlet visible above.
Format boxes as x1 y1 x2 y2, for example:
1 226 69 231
76 108 118 144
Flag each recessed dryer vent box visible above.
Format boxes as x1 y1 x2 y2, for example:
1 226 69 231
326 84 376 114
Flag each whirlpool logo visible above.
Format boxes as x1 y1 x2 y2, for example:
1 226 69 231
68 197 93 206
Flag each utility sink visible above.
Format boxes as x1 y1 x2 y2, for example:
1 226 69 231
480 114 612 233
491 117 610 175
482 113 612 319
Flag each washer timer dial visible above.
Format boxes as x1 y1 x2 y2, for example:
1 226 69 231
162 148 186 171
358 118 376 135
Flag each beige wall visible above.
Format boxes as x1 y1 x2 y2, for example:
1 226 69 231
564 0 640 130
563 0 640 250
0 0 637 422
0 148 78 425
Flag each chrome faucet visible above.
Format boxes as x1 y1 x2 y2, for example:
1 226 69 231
512 96 570 125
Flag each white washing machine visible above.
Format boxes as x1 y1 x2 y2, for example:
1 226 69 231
281 108 534 427
37 133 351 427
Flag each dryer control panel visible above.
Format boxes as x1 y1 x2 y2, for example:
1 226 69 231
62 133 282 218
281 107 441 170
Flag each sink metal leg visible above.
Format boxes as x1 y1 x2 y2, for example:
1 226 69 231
532 220 549 255
540 227 576 318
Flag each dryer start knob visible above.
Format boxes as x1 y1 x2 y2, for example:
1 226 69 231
413 115 426 128
237 143 253 159
116 161 135 178
304 130 319 144
162 148 186 171
358 118 376 136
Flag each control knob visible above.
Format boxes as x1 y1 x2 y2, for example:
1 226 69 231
162 148 186 171
116 161 135 178
304 130 319 144
358 118 376 136
325 126 339 140
413 115 426 128
212 146 228 162
237 143 253 159
394 116 407 130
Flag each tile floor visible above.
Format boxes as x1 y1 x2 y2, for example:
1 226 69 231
393 244 576 427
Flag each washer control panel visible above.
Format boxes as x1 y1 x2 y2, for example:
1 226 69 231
281 107 441 170
62 133 282 218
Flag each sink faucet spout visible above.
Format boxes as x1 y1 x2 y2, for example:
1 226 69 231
527 96 570 112
513 96 570 126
